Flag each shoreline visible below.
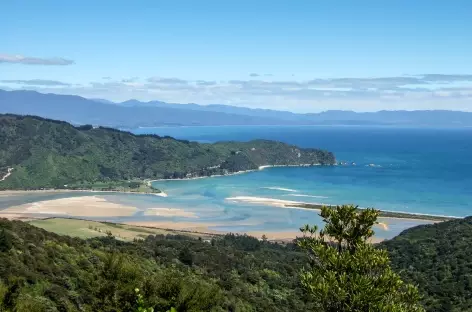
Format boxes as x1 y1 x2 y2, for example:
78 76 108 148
0 163 324 194
0 189 168 197
19 216 383 243
148 163 321 183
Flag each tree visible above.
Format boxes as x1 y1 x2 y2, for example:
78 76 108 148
178 247 193 266
0 229 12 252
297 205 424 312
135 288 154 312
261 234 268 242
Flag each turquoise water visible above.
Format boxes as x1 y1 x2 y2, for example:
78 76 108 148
137 125 472 239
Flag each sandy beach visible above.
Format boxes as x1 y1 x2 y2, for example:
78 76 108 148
123 221 384 243
125 220 218 234
124 220 306 241
226 196 310 208
148 163 321 183
0 189 168 197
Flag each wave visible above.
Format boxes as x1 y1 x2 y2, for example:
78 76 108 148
226 196 309 207
366 163 382 168
286 194 329 199
262 187 298 192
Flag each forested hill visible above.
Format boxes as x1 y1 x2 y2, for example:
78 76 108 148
0 114 335 189
381 217 472 311
2 212 472 310
0 218 314 311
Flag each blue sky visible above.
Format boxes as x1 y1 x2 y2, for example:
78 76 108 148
1 0 472 112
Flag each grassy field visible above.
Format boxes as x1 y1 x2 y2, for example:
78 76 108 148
28 218 216 241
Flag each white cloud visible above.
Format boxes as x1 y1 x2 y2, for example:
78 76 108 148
0 54 74 65
0 79 71 86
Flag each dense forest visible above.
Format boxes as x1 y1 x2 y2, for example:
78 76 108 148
0 114 335 190
380 216 472 312
0 216 471 311
0 218 313 311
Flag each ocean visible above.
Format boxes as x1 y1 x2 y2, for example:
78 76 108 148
2 125 470 240
134 125 472 239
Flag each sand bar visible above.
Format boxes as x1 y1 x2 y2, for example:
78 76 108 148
144 207 197 218
226 196 308 207
1 195 138 217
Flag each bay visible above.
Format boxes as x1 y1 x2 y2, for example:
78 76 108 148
133 125 472 239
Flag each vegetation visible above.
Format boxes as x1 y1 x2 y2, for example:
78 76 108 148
381 216 472 312
0 217 315 311
297 205 424 311
28 218 217 241
2 207 472 311
0 114 335 190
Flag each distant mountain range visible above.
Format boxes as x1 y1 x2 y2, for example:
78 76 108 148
1 89 471 128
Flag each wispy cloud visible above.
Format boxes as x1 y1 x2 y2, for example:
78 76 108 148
4 74 472 112
249 73 260 77
121 77 139 83
196 80 217 86
0 54 74 66
0 79 70 86
420 74 472 82
147 77 188 84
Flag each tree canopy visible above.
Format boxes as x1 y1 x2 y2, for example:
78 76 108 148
381 216 472 312
297 205 425 312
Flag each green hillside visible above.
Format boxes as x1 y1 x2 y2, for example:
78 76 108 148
0 114 335 190
0 218 313 311
1 213 471 311
381 217 472 311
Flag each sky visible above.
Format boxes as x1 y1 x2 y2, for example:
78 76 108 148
1 0 472 112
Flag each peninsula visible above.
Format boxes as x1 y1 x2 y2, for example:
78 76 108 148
0 114 335 190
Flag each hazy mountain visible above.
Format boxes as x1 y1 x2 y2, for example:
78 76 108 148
1 89 472 127
119 99 304 121
0 89 290 127
120 98 472 126
90 98 115 104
